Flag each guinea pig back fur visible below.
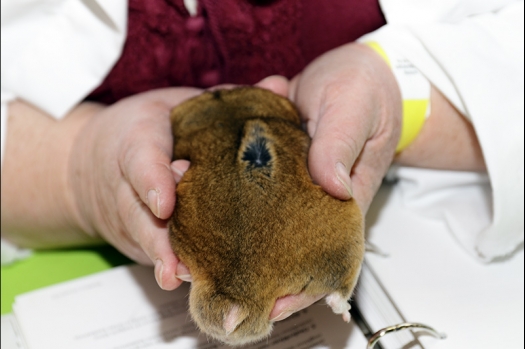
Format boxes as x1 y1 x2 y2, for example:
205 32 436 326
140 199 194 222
168 87 364 346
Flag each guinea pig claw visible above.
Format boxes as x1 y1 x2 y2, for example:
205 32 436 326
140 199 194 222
342 310 351 323
223 305 246 336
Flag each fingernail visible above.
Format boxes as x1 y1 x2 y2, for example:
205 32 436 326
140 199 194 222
154 259 164 289
176 274 193 282
270 310 294 322
147 189 160 218
171 164 184 178
335 162 353 198
176 262 192 282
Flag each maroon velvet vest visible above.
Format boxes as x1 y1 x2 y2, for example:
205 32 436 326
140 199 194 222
87 0 385 104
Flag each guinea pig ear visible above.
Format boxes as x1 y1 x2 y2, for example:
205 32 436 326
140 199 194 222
238 120 275 172
223 304 249 336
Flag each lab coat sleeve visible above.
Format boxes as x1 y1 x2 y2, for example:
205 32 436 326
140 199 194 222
360 0 524 261
0 0 128 165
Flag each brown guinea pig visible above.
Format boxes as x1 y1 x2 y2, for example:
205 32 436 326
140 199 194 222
168 87 364 346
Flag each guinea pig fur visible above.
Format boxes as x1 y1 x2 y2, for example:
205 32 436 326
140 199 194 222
168 87 364 346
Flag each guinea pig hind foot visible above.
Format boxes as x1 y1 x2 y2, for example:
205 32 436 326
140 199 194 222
325 293 351 323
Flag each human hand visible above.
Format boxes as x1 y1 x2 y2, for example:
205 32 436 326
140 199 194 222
68 88 202 290
289 42 402 213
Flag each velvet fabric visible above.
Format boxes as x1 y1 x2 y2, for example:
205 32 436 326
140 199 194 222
87 0 385 104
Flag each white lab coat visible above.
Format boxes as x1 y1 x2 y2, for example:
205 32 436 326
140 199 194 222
1 0 523 263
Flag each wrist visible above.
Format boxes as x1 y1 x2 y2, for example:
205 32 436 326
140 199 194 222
359 42 485 172
63 102 106 239
1 100 103 248
393 87 487 172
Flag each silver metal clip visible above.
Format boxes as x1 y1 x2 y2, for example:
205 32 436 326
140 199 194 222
367 322 446 349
